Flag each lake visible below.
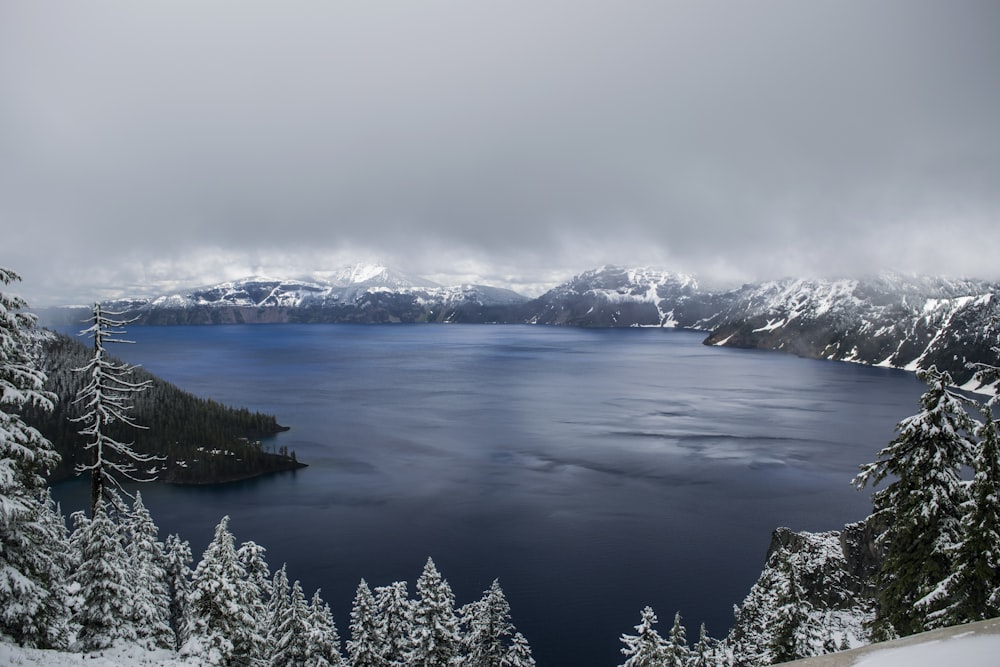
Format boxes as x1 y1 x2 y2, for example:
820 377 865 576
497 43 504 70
51 324 928 666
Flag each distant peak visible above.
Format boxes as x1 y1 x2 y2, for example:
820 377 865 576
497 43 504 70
315 264 442 289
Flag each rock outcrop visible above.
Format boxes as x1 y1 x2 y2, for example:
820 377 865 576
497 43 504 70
726 522 880 666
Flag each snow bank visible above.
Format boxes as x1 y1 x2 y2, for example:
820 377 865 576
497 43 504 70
789 616 1000 667
0 640 202 666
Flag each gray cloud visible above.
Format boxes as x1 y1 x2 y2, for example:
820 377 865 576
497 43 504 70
2 0 999 304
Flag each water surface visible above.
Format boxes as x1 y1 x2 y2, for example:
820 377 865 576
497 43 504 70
53 324 926 666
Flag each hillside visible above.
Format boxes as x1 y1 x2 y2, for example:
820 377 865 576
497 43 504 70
20 331 303 484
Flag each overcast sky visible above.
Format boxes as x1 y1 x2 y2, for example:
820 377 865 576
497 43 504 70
2 1 999 305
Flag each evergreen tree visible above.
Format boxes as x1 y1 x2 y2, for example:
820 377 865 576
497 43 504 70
266 564 292 657
306 589 346 667
164 532 193 649
374 581 412 667
409 558 462 667
664 611 689 667
237 538 271 656
822 628 838 655
619 606 669 667
13 489 73 649
125 491 173 649
500 632 535 667
182 515 262 666
73 496 135 650
935 408 1000 624
348 578 384 667
270 579 312 667
0 268 70 647
768 554 822 664
239 540 272 603
71 303 157 515
728 573 780 667
463 579 516 667
690 623 719 667
68 510 90 567
769 597 813 663
853 366 976 636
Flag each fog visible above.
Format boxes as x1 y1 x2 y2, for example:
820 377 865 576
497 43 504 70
2 1 998 304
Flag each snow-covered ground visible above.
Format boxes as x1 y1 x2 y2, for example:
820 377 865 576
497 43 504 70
0 642 198 666
5 618 1000 666
790 617 1000 667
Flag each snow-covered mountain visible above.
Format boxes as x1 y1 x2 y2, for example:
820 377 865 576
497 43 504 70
38 264 999 389
699 274 1000 388
522 267 999 389
65 264 529 325
520 265 707 327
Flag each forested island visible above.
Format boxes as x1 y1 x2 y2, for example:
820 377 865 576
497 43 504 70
21 331 304 485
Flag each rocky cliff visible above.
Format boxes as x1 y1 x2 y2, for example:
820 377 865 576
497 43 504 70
726 522 881 666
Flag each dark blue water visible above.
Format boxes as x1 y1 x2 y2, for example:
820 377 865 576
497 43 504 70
51 324 927 666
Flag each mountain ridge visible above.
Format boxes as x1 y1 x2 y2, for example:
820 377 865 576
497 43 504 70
35 264 1000 390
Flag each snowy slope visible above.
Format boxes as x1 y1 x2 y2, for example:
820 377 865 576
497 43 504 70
700 274 999 387
526 268 999 388
787 616 1000 667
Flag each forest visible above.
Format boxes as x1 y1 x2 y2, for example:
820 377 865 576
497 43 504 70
20 330 303 485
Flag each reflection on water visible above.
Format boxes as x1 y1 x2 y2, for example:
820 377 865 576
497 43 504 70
53 324 926 666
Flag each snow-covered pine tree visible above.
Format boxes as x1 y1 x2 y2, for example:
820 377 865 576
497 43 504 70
409 558 462 667
182 515 262 666
934 407 1000 625
766 555 817 665
853 366 977 637
124 491 173 649
690 623 721 667
728 562 781 667
237 539 271 654
618 606 669 667
463 579 516 667
239 540 272 601
822 628 838 655
768 555 821 664
68 510 90 565
269 579 312 667
71 303 157 515
73 495 136 650
0 268 71 648
266 563 291 659
11 488 73 649
348 578 383 667
374 581 412 667
664 611 689 667
305 589 346 667
500 632 535 667
164 532 193 649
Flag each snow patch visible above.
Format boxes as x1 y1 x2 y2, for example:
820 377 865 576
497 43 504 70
753 318 786 333
852 635 1000 667
712 333 736 346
